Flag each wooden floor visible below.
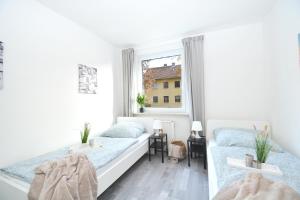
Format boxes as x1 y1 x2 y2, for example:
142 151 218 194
98 154 209 200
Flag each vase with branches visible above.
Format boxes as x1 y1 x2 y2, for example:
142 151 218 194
136 93 145 113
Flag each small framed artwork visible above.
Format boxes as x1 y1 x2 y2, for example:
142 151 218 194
0 41 3 89
0 72 3 89
298 33 300 67
78 64 97 94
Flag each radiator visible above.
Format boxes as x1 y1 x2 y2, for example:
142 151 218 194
160 120 175 156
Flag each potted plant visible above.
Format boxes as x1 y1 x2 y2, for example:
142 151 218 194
81 123 90 144
255 132 272 169
136 93 145 113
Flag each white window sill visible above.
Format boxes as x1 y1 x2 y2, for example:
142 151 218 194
133 112 189 117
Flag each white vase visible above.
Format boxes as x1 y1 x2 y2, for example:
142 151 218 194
89 139 95 147
80 143 89 148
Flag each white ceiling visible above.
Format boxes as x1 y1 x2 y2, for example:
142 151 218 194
37 0 276 47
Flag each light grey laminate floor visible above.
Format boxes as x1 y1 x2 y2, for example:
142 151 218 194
98 155 209 200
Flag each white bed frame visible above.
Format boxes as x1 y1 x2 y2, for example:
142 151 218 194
206 119 270 200
0 117 154 199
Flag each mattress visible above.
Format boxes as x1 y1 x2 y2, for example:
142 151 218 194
209 143 300 194
207 140 218 199
0 134 150 190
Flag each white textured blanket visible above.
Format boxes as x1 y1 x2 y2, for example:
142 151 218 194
28 153 97 200
214 172 300 200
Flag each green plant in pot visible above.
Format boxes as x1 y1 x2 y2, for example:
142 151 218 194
81 123 90 144
136 93 145 113
255 126 272 169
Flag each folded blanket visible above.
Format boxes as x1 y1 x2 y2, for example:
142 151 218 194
28 153 97 200
214 172 300 200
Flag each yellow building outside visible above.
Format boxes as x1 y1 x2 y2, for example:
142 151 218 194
143 65 182 108
146 78 181 108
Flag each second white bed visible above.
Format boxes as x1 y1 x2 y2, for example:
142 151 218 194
206 120 271 200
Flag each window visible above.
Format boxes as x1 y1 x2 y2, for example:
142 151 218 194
152 82 159 89
175 95 181 103
164 96 169 103
163 82 169 88
142 54 182 108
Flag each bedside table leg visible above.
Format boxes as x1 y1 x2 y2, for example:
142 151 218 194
161 139 164 163
154 138 157 155
166 135 169 156
204 149 207 169
148 138 151 161
188 141 191 167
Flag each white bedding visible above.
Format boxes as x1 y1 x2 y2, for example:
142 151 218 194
0 133 151 194
96 133 150 175
206 120 271 200
208 137 300 200
207 140 218 199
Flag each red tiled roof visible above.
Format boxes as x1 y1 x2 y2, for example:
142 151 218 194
143 65 181 80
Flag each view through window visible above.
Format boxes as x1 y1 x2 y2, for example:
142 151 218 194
142 55 182 108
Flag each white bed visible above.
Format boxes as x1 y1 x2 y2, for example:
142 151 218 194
0 117 154 200
206 119 270 200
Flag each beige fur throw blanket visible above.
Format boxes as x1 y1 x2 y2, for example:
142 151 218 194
28 153 97 200
214 172 300 200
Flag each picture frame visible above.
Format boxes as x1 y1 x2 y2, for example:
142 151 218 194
298 33 300 67
0 41 3 89
78 64 97 94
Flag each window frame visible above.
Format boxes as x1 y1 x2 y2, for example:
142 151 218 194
163 81 169 89
175 95 181 103
152 82 159 89
163 96 169 103
153 96 158 103
174 80 180 88
137 48 186 114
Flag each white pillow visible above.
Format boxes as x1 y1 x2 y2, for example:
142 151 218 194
100 122 145 138
214 128 284 153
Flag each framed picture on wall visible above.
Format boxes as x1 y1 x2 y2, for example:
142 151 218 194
298 33 300 68
0 41 3 89
0 72 3 89
78 64 98 94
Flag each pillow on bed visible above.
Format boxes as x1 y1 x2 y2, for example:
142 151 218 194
269 140 284 153
213 128 258 148
100 122 145 138
117 121 145 132
213 128 284 152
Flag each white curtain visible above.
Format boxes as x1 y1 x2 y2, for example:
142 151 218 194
182 36 205 132
122 48 134 117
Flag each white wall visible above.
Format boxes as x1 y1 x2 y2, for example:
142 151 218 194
204 23 271 121
263 0 300 157
129 23 270 142
0 0 117 167
134 113 191 146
